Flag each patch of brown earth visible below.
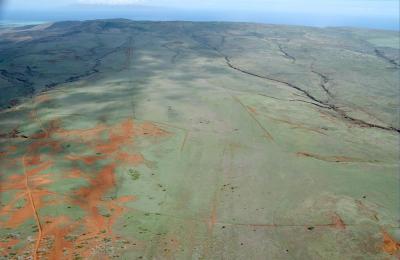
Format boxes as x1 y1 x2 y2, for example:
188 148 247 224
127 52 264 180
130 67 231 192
0 117 169 258
382 230 400 255
331 213 346 229
66 154 106 165
247 106 258 115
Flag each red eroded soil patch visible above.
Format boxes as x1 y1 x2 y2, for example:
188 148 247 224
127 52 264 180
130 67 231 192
75 164 117 234
116 152 144 164
66 154 106 165
39 216 74 259
0 238 19 252
382 230 400 255
1 160 53 227
0 117 169 259
331 213 346 229
247 106 258 115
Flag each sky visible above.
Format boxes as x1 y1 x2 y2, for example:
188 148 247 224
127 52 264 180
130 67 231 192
1 0 399 30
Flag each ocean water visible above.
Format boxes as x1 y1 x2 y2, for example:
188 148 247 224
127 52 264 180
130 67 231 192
0 20 49 27
1 8 399 31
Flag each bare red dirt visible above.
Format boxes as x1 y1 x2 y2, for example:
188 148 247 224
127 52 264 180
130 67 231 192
331 213 346 229
0 117 169 259
382 230 400 255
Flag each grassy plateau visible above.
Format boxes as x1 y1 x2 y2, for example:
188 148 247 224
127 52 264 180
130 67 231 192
0 19 399 259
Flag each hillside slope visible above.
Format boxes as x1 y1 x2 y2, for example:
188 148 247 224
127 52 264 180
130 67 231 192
0 20 399 259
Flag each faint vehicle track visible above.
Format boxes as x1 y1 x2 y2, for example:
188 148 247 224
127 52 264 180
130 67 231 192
232 95 274 140
128 207 389 230
121 35 135 70
22 155 42 260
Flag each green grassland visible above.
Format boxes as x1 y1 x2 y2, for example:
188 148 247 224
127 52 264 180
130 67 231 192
0 19 399 259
